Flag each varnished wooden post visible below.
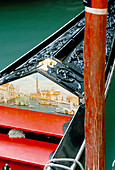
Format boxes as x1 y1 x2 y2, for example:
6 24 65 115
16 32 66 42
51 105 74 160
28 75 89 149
84 0 107 169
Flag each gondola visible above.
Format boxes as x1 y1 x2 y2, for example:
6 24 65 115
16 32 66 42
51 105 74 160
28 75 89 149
0 0 114 169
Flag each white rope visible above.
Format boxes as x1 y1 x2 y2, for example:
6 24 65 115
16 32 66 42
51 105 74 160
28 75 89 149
44 163 71 170
44 158 84 170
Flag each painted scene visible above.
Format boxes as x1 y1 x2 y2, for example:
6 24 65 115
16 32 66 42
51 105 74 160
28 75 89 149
0 73 79 115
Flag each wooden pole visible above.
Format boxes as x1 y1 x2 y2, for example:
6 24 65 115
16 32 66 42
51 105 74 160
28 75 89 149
84 0 107 169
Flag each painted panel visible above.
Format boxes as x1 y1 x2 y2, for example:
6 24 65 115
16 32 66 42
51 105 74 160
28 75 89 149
0 73 79 115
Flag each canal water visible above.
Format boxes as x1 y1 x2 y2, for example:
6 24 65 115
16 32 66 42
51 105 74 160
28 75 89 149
0 0 114 169
0 0 84 70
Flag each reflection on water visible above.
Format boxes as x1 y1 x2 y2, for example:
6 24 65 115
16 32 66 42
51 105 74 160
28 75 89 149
0 0 84 71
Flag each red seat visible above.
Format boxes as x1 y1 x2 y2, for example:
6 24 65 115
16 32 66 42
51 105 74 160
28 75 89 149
0 106 72 137
0 134 58 170
0 106 72 169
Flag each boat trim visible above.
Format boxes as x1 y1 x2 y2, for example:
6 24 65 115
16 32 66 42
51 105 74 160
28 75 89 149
85 6 107 15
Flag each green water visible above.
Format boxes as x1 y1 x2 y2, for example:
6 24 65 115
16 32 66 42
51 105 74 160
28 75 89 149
0 0 84 70
0 0 114 169
105 71 115 170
